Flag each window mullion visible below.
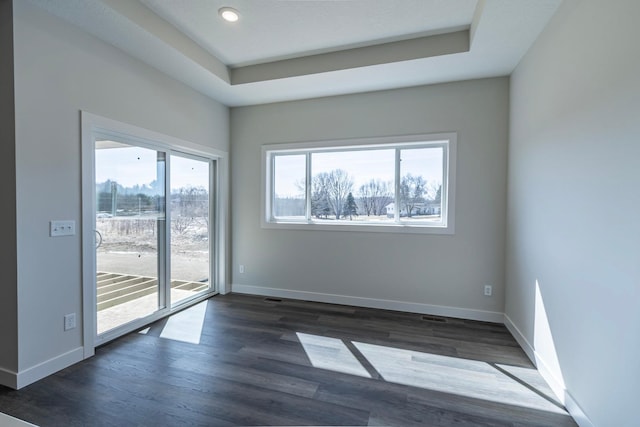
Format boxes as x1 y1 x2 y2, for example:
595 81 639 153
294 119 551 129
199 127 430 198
306 152 312 222
270 154 276 222
441 145 448 226
395 148 401 223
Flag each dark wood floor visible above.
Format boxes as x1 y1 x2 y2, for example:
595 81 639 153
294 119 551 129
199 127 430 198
0 294 577 426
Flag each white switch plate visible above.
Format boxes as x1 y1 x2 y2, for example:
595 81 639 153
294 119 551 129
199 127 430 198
64 313 76 330
50 220 75 237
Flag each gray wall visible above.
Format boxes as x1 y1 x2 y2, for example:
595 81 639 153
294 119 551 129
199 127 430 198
9 0 228 381
506 0 640 425
0 0 18 380
231 78 509 319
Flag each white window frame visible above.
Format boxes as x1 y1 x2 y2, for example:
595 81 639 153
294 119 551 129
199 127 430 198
261 133 456 235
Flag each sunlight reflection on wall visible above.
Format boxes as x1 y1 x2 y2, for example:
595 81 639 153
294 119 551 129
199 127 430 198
534 280 566 404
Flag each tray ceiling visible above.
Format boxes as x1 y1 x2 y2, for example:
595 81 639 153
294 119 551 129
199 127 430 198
27 0 562 106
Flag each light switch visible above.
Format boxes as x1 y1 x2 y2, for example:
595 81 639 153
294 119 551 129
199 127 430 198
50 220 76 237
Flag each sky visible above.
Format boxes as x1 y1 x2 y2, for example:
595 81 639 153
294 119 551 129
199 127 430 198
274 147 443 198
95 145 209 191
96 143 443 199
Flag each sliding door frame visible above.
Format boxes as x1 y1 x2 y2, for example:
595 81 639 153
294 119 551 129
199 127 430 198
81 112 228 358
168 150 217 310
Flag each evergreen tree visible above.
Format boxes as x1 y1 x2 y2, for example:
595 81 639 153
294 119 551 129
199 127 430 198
343 192 358 220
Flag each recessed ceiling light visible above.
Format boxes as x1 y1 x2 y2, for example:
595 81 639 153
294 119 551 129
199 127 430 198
219 7 240 23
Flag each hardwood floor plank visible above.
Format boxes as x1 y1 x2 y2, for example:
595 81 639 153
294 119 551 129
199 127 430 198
169 356 321 398
407 391 577 427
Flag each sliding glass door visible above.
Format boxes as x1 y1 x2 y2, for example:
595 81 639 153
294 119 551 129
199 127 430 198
95 141 166 335
169 154 213 307
93 139 216 341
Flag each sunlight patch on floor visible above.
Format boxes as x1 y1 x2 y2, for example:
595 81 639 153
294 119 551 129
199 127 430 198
159 301 208 344
496 363 562 406
353 341 567 414
296 333 371 378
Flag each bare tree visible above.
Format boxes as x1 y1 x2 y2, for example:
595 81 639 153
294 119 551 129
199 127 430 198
400 174 426 217
311 173 331 218
172 215 194 235
425 182 442 203
433 184 442 203
326 170 354 219
358 179 393 216
312 169 353 219
171 186 209 234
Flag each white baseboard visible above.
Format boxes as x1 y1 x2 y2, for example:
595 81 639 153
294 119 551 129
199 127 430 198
15 347 84 389
564 390 595 427
534 353 567 408
232 284 504 323
504 314 565 401
0 366 17 389
503 314 593 427
503 314 536 362
0 412 38 427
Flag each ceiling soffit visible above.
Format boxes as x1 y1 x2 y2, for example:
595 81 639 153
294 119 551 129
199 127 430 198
25 0 562 106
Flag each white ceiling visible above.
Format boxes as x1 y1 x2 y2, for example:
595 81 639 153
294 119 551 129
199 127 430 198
27 0 562 107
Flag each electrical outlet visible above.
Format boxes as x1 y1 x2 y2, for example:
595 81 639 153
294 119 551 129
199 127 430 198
239 264 245 274
64 313 76 331
484 285 493 296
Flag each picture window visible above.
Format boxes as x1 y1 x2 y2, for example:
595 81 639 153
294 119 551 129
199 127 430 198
262 133 456 234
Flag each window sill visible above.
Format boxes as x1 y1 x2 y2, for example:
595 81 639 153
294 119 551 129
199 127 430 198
261 220 454 235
